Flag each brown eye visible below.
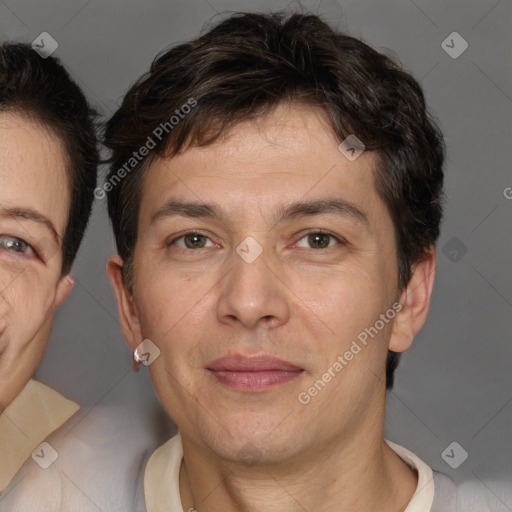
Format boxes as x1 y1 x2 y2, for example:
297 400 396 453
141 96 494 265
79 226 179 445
295 231 341 250
168 232 215 250
308 233 331 249
183 233 207 249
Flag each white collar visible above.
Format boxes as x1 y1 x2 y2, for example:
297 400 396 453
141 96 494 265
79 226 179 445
144 434 434 511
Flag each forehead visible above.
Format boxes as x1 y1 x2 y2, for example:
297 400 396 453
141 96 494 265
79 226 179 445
139 104 389 231
0 112 70 237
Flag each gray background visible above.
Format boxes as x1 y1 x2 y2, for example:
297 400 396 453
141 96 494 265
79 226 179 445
1 0 511 505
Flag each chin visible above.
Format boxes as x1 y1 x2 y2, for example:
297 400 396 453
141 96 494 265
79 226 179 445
196 415 300 466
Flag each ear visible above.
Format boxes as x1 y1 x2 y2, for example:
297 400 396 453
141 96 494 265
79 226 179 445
106 254 142 351
389 248 436 353
55 274 74 308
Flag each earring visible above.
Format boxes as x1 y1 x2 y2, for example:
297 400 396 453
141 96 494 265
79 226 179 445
132 349 142 372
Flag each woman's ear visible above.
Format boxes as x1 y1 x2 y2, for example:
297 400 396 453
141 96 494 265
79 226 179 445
389 248 437 353
106 254 142 351
55 274 74 308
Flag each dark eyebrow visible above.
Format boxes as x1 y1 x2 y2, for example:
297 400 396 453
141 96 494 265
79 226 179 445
274 198 369 226
0 207 60 244
151 198 369 228
151 200 227 224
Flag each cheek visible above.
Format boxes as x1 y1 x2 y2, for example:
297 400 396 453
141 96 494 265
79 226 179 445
0 298 10 345
291 263 384 336
291 265 396 389
0 271 56 346
134 270 221 398
135 264 214 341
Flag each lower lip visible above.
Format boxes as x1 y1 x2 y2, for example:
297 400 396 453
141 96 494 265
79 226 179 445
208 369 303 392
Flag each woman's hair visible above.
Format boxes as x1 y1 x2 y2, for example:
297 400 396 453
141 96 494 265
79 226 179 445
0 42 99 275
103 11 445 388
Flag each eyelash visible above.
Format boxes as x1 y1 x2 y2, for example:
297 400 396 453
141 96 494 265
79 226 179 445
167 229 346 251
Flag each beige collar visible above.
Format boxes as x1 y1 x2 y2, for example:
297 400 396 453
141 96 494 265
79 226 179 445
385 440 435 511
0 379 79 493
144 434 435 511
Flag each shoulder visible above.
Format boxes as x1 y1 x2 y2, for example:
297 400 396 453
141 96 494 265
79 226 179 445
1 402 172 512
52 402 170 511
432 471 510 512
0 464 62 512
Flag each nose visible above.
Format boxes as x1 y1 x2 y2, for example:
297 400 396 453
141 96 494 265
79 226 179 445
216 241 290 330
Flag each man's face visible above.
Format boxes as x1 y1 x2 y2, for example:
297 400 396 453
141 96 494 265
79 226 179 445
120 104 406 462
0 112 73 411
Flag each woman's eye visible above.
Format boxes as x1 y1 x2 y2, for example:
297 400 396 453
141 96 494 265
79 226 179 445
169 232 216 250
295 231 341 250
0 235 34 255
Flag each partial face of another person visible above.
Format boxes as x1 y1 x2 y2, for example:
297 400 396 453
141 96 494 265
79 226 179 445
109 103 434 465
0 112 73 411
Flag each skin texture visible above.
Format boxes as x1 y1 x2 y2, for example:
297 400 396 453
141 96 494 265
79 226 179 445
108 103 436 512
0 112 74 412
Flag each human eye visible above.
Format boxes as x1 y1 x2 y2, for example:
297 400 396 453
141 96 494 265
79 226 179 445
0 235 36 256
167 231 217 250
294 230 345 250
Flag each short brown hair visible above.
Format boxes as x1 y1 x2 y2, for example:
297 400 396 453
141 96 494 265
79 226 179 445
104 11 445 389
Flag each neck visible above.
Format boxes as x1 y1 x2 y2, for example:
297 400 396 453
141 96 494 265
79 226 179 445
179 425 418 512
